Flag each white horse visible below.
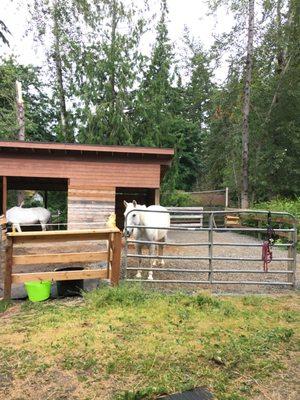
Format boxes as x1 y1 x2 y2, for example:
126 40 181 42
6 206 51 232
123 200 170 280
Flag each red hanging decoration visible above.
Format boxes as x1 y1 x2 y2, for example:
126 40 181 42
262 240 273 272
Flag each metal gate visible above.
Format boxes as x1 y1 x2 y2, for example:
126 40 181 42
124 209 298 287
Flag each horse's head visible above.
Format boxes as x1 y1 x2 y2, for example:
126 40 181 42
123 200 145 237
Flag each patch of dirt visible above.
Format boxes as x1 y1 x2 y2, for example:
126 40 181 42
0 369 82 400
0 368 138 400
0 304 21 319
252 352 300 400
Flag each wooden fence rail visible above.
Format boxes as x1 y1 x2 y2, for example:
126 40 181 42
3 228 122 300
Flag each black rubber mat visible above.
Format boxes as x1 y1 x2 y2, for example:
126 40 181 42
159 387 213 399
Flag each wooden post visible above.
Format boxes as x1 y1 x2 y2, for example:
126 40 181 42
2 176 7 215
154 189 160 205
110 231 121 285
4 237 13 300
225 187 229 208
107 233 113 279
16 81 25 140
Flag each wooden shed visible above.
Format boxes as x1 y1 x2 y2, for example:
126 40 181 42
0 141 174 229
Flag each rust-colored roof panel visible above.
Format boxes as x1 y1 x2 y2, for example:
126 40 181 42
0 140 174 157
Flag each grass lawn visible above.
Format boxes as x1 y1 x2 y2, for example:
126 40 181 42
0 285 299 400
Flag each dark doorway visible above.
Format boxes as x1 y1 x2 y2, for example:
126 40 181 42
115 188 155 230
2 176 68 231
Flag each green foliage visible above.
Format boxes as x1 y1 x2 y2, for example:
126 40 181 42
47 191 68 224
0 58 55 140
253 197 300 250
160 190 195 207
0 300 12 313
114 387 164 400
72 0 148 146
84 283 159 307
203 0 300 203
253 197 300 219
1 0 298 203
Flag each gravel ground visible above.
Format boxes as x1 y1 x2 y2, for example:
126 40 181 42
124 230 299 294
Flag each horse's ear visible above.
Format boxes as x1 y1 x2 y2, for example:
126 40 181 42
123 200 128 208
133 200 137 207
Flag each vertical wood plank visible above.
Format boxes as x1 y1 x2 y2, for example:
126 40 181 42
154 189 160 205
107 234 113 279
4 237 13 300
225 187 229 208
111 231 121 286
2 176 7 215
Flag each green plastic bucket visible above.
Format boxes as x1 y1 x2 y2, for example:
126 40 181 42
24 281 51 302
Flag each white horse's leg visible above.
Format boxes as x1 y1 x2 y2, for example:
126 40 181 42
158 237 166 267
39 218 48 231
152 245 158 267
148 243 156 280
136 243 142 279
14 223 22 233
152 230 159 267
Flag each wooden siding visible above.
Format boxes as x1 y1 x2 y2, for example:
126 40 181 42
0 154 161 188
68 186 115 229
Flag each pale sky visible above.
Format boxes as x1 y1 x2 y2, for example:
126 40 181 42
1 0 234 82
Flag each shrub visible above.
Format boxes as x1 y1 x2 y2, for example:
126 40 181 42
161 190 195 207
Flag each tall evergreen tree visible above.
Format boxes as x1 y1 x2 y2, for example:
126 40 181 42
133 0 173 148
74 0 148 145
183 34 214 190
29 0 88 142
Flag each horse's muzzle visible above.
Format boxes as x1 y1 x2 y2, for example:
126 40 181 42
123 228 133 237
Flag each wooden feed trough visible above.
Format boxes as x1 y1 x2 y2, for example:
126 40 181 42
3 228 122 300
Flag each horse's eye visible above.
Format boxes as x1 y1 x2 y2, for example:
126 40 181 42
132 214 136 218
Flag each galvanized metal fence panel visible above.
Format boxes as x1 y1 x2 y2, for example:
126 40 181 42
124 209 297 287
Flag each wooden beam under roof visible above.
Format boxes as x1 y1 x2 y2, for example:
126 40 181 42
0 140 174 157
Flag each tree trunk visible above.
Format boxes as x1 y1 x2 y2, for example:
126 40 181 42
276 0 285 75
53 1 74 143
110 0 117 105
109 0 117 143
241 0 255 209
